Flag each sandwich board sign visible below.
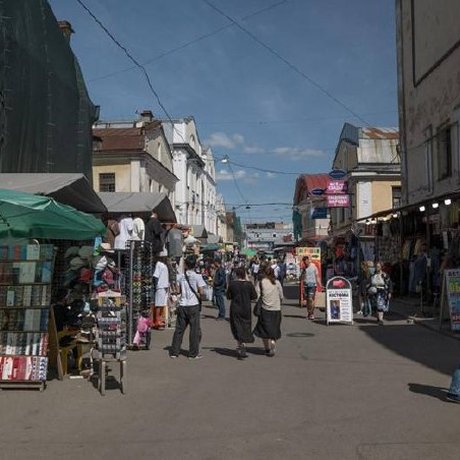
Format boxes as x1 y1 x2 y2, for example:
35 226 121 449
326 276 353 325
439 269 460 331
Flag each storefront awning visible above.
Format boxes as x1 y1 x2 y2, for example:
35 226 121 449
356 188 460 223
190 225 208 239
0 173 106 213
97 192 177 223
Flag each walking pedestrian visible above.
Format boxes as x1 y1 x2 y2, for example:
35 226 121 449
152 250 169 330
145 210 164 255
169 256 206 359
253 266 283 357
226 267 257 360
367 262 392 325
357 261 373 316
300 256 322 320
213 259 227 320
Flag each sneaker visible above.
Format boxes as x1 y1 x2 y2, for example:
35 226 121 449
216 317 226 321
188 354 203 360
308 314 315 320
169 354 178 359
446 393 460 403
356 311 363 315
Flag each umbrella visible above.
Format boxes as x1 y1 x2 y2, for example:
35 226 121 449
242 248 257 257
0 189 106 241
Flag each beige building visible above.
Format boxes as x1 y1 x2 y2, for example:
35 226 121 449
396 0 460 206
330 123 401 235
92 111 177 203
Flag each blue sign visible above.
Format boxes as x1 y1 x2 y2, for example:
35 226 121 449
311 207 328 219
329 169 347 180
311 188 325 196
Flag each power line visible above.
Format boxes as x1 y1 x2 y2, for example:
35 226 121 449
226 162 249 203
202 0 372 127
198 110 397 125
88 0 289 83
75 0 190 145
76 0 174 122
219 157 307 175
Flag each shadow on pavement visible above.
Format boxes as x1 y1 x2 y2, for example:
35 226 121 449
358 323 459 376
284 314 307 319
208 347 237 358
408 383 449 402
286 332 315 338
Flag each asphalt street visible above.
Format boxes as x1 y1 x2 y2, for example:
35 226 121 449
1 284 460 460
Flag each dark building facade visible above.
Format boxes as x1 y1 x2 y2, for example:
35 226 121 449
0 0 97 180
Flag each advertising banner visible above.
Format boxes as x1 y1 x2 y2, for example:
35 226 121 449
327 195 350 208
326 180 347 195
445 269 460 331
326 277 353 325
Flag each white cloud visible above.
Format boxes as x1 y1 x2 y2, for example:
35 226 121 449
274 147 325 160
266 172 276 178
216 169 247 181
243 145 265 154
204 132 245 149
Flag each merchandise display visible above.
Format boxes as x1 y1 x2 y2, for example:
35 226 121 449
0 243 55 389
125 240 153 345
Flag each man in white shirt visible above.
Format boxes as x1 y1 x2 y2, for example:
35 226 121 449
153 250 169 329
170 255 206 359
114 215 133 249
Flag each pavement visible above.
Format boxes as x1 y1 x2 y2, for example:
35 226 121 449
1 284 460 459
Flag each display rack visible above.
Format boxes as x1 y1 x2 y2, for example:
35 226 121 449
125 240 153 346
0 243 56 391
95 291 127 395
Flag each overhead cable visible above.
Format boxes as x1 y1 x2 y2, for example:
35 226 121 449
203 0 372 127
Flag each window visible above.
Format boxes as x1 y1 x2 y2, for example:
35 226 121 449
99 173 115 192
392 186 402 209
437 124 452 180
423 126 433 192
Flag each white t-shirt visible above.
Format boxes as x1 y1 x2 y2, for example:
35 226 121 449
271 263 280 280
153 261 169 289
114 217 133 249
132 217 145 240
178 270 206 306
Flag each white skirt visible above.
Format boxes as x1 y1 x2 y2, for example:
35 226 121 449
155 288 168 307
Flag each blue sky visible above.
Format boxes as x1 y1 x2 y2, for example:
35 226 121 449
48 0 398 224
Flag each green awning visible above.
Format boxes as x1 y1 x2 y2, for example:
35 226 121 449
0 189 106 241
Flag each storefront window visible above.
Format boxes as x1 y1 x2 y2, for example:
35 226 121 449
392 186 401 209
437 123 452 180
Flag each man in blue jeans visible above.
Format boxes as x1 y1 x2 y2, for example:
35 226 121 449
170 256 206 359
213 259 227 320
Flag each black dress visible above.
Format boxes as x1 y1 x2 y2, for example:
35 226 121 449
227 280 257 343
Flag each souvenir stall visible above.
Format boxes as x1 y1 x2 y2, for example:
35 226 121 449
96 192 178 345
0 189 107 390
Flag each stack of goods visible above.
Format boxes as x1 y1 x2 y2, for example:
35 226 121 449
96 297 126 359
125 241 153 345
62 245 119 300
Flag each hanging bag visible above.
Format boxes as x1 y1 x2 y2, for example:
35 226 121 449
253 281 263 316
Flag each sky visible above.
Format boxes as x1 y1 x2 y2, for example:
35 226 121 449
48 0 398 224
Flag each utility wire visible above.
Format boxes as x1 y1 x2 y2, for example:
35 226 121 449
75 0 188 144
76 0 173 122
203 0 372 127
226 161 249 204
88 0 289 83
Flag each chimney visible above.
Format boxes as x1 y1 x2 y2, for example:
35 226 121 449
139 110 154 122
58 21 74 43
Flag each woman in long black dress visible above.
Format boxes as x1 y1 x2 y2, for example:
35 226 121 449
226 267 257 359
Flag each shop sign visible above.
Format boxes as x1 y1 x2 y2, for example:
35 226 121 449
327 194 350 208
311 207 328 219
329 169 347 180
444 269 460 331
326 180 347 195
326 276 353 325
311 188 325 196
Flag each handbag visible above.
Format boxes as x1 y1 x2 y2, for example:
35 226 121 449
253 281 263 316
